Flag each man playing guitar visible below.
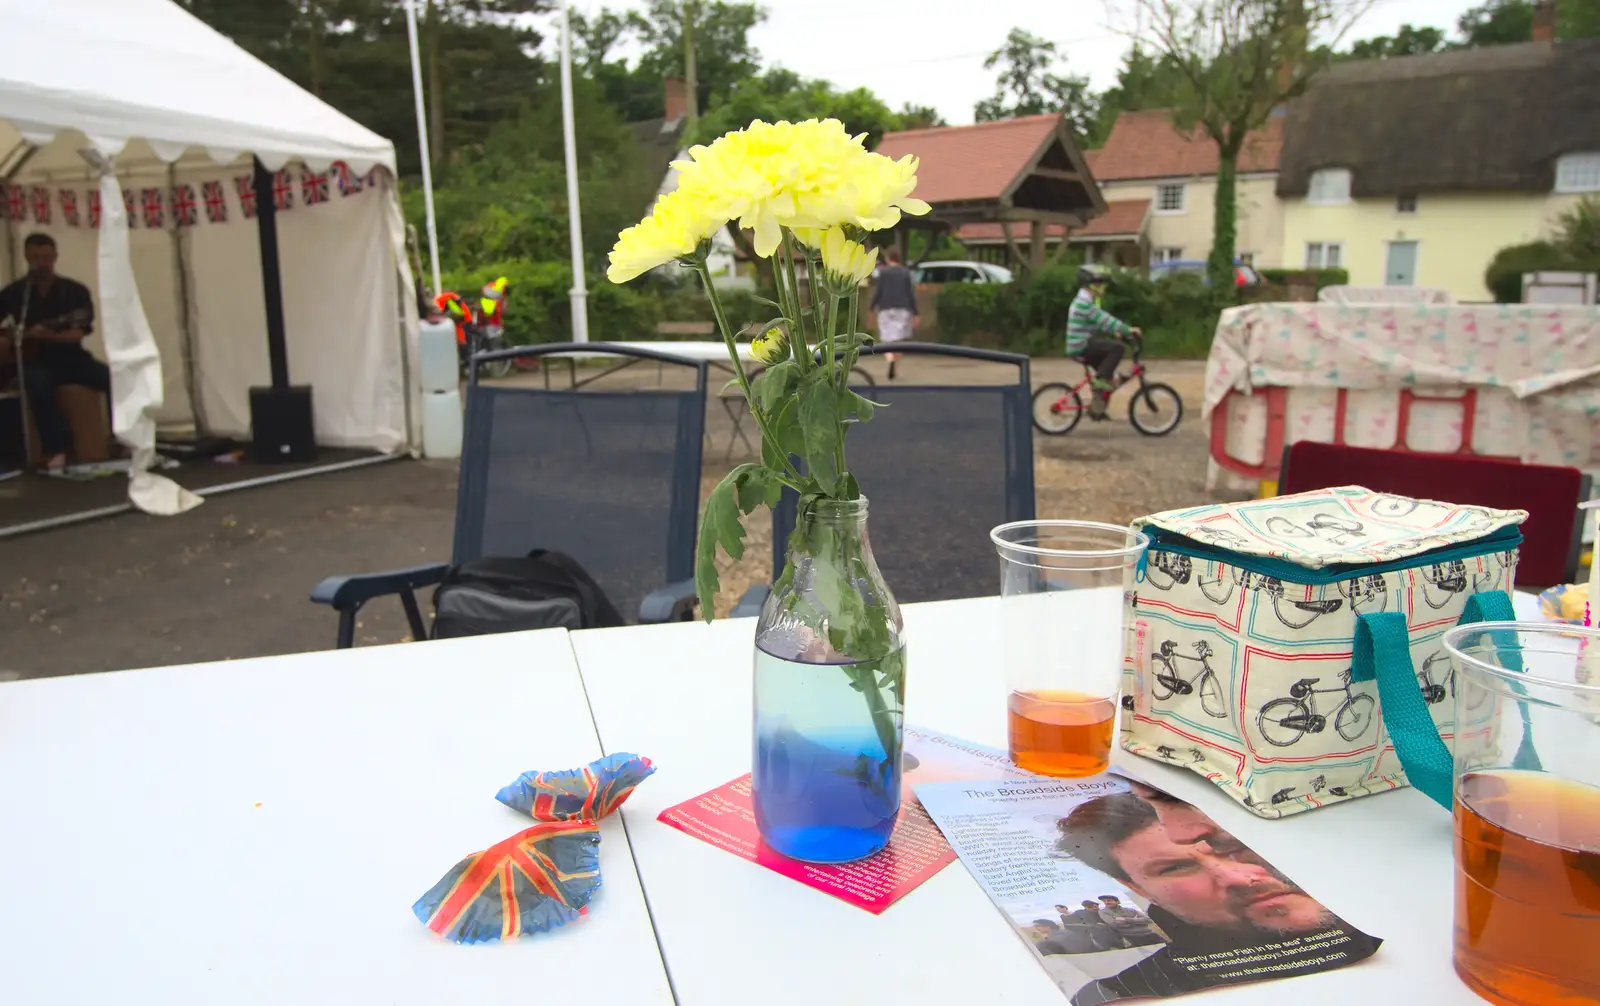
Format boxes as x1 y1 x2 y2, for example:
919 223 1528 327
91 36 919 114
0 233 108 471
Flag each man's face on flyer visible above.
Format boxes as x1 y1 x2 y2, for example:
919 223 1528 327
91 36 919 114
1111 822 1333 933
1128 781 1217 845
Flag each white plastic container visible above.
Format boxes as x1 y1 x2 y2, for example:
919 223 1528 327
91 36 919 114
418 318 459 394
421 388 463 459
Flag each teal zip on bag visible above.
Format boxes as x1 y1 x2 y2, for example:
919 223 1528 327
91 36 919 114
1122 486 1528 818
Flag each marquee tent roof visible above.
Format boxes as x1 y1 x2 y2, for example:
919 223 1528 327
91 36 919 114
0 0 395 174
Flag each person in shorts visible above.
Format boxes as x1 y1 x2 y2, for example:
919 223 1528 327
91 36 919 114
870 248 918 380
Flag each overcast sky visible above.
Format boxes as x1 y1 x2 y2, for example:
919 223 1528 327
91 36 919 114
561 0 1482 126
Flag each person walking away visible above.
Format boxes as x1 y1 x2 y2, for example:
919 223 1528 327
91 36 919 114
870 248 918 380
0 233 108 471
1067 265 1140 419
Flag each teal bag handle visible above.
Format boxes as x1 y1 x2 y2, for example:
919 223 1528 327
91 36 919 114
1350 590 1524 810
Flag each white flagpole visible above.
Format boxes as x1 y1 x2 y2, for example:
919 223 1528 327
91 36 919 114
404 0 443 297
560 0 590 342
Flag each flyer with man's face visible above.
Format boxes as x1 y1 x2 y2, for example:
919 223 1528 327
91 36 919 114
915 775 1381 1004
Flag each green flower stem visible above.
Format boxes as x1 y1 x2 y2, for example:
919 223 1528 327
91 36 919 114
827 291 846 478
695 264 803 483
779 230 812 373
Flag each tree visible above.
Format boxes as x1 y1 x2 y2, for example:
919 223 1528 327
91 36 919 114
974 28 1100 145
1093 46 1189 142
628 1 767 119
420 1 550 163
895 103 947 130
1457 0 1534 45
1344 23 1447 59
1123 0 1370 294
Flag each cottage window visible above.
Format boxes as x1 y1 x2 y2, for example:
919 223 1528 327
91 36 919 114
1155 184 1186 213
1555 153 1600 194
1305 242 1344 269
1396 193 1418 214
1307 169 1352 205
1152 247 1184 264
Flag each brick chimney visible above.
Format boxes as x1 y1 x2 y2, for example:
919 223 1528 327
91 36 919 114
664 76 688 122
1533 0 1557 41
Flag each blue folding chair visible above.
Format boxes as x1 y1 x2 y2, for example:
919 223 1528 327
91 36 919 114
735 343 1036 613
311 343 706 647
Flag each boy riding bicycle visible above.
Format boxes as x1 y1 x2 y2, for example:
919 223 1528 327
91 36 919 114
1067 265 1141 419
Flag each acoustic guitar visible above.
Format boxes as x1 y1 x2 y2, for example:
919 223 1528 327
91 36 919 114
2 307 92 363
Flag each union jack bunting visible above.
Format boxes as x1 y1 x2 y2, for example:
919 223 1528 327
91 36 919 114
412 819 601 944
31 186 50 224
123 188 138 227
202 180 228 223
87 190 101 229
170 184 197 227
59 189 80 228
141 188 165 229
333 160 362 197
301 168 329 205
233 174 257 218
496 753 655 822
6 185 24 221
272 169 294 211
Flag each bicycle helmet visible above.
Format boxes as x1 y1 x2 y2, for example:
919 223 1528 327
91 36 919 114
1077 264 1112 286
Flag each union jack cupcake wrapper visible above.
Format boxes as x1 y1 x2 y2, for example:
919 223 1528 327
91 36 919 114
414 753 653 944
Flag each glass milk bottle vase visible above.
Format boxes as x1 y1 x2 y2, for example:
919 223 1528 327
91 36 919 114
752 496 907 864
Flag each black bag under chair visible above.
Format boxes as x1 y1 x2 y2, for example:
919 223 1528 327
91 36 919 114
431 549 625 638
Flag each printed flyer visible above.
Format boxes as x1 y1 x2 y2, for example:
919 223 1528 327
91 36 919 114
657 725 1035 913
916 774 1381 1003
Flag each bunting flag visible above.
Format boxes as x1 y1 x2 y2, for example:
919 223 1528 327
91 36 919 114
30 186 50 225
333 160 363 197
6 185 24 221
122 188 139 228
141 187 165 229
272 169 294 211
301 167 329 205
233 174 257 218
171 184 197 227
496 753 656 822
87 190 102 229
202 180 228 224
59 189 80 228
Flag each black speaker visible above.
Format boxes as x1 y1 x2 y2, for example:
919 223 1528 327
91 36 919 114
249 385 316 463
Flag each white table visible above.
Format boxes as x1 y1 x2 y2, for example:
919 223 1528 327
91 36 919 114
0 631 673 1005
571 595 1530 1005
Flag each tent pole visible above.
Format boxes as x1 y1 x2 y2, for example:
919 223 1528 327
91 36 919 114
168 164 207 436
560 0 589 343
403 0 442 298
252 158 290 391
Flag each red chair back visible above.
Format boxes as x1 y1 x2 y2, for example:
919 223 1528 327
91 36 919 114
1280 441 1588 588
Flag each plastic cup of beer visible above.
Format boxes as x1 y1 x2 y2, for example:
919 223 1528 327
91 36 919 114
1442 621 1600 1005
990 520 1147 777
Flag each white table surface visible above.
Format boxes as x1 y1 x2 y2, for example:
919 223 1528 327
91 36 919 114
546 340 756 363
571 594 1542 1005
0 631 673 1005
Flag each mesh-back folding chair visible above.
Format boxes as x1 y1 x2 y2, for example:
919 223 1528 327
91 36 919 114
736 343 1035 613
311 343 706 647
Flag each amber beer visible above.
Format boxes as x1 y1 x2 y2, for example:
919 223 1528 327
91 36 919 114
1007 689 1116 777
1454 771 1600 1005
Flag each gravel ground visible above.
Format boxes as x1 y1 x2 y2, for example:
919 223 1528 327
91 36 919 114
1 356 1230 678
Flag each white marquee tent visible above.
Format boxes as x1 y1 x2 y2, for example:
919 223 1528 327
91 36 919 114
0 0 418 513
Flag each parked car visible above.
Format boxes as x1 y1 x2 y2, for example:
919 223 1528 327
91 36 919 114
911 261 1014 284
1149 259 1262 287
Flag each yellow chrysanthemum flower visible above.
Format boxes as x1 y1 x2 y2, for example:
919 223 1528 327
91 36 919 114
819 227 878 290
605 188 723 284
749 323 790 365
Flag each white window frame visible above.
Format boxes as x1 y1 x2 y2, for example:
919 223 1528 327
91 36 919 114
1152 247 1184 265
1304 241 1344 269
1396 193 1418 215
1555 152 1600 194
1307 168 1352 205
1384 239 1421 287
1237 251 1255 266
1154 183 1186 214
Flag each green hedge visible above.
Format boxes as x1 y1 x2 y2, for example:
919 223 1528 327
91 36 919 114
934 267 1229 359
1258 267 1349 289
1483 241 1600 303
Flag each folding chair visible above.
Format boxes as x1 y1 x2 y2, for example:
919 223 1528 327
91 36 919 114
1279 440 1589 588
311 343 707 647
735 343 1036 613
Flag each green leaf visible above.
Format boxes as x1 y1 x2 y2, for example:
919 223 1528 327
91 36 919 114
718 376 743 397
769 395 806 458
694 463 762 623
798 375 841 495
749 294 783 311
842 390 883 425
735 464 782 514
750 359 799 413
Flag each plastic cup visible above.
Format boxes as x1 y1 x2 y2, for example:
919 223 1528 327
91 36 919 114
990 520 1147 777
1442 621 1600 1006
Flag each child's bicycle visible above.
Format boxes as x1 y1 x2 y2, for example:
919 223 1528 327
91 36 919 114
1030 338 1183 436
